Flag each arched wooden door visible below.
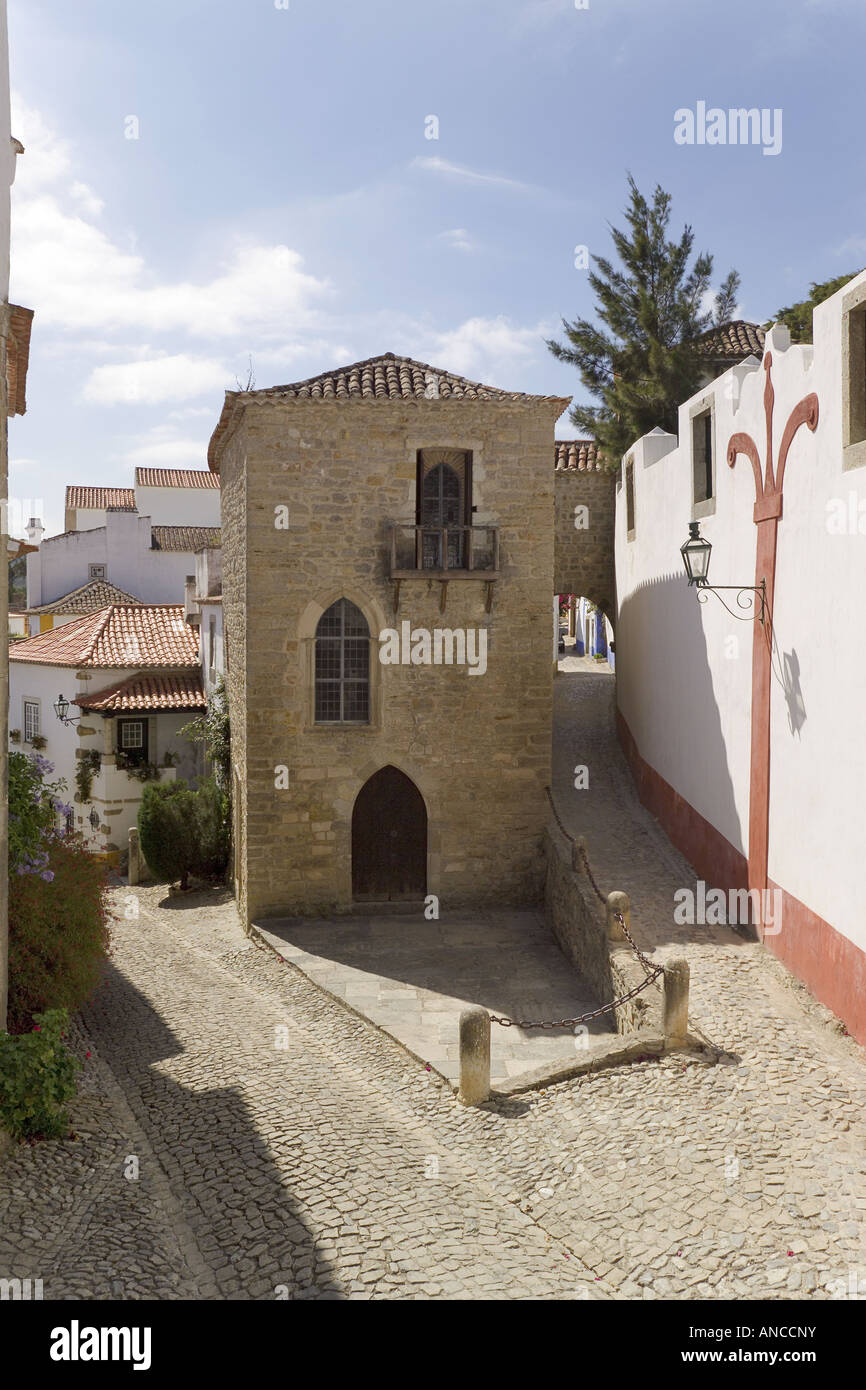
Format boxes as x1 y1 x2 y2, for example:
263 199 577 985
352 766 427 901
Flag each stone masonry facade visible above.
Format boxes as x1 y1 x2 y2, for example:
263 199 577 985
553 467 617 623
213 376 568 922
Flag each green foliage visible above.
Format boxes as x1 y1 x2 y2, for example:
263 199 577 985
115 754 163 782
548 174 740 468
74 749 102 803
191 777 230 879
0 1009 80 1139
7 835 111 1033
180 676 231 794
8 751 66 876
769 273 860 344
138 781 198 889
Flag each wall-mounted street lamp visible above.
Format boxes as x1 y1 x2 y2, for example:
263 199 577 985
53 694 82 726
88 807 101 831
680 522 767 625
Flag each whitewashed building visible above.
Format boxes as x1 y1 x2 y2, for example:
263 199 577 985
8 604 205 857
614 275 866 1045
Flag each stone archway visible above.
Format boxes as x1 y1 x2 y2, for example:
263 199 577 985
352 766 428 901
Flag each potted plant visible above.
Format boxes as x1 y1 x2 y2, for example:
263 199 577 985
9 729 20 743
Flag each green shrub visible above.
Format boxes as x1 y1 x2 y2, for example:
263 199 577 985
138 781 198 888
0 1009 80 1139
191 777 230 879
7 834 111 1034
8 750 68 877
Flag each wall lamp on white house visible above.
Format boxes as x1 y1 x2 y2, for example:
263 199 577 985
53 693 82 726
680 522 767 625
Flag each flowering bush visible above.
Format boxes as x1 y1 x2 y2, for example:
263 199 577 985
8 751 72 880
7 758 110 1035
0 1009 80 1139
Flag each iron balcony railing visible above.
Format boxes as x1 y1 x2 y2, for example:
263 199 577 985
388 524 500 579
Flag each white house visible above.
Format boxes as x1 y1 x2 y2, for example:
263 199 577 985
184 544 224 700
9 603 205 858
25 507 220 630
614 275 866 1046
64 468 220 532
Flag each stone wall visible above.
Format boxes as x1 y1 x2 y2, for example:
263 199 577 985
554 469 617 621
219 396 562 922
544 827 661 1034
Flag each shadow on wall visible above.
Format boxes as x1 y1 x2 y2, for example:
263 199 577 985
616 570 748 897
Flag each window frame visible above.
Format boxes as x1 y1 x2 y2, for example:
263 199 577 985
23 698 40 743
843 284 866 471
690 398 717 518
625 457 636 539
313 598 371 726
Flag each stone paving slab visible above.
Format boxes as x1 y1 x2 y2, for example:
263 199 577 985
252 909 613 1083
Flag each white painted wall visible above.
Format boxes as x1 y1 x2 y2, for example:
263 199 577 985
8 659 204 851
27 510 197 611
134 483 220 527
615 275 866 960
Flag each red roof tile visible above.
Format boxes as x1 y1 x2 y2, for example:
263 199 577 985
554 440 602 471
65 485 135 510
151 526 221 552
9 605 200 668
28 579 143 615
74 671 206 713
208 352 571 468
7 305 34 417
135 468 220 489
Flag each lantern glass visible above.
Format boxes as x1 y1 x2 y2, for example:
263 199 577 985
680 523 712 585
54 694 70 722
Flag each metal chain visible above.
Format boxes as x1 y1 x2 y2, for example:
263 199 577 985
489 793 664 1030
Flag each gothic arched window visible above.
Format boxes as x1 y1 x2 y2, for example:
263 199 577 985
314 599 370 723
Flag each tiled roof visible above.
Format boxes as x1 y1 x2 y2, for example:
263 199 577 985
8 605 200 669
28 579 143 616
135 468 220 489
151 526 221 552
7 305 34 416
555 440 602 472
65 485 135 510
74 671 206 713
208 352 571 468
693 320 765 361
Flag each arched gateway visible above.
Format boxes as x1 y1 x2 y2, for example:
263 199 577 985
351 766 427 901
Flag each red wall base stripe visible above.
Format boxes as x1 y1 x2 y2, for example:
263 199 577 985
616 709 866 1048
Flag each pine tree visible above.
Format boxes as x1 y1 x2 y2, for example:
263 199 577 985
770 272 859 344
547 175 740 468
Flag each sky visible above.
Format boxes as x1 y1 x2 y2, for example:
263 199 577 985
7 0 866 537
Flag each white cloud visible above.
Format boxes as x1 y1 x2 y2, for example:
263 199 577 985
437 228 477 253
121 431 209 468
10 97 332 341
411 156 534 195
422 315 550 382
84 353 229 405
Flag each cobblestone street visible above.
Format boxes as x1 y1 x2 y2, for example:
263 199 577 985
1 665 865 1300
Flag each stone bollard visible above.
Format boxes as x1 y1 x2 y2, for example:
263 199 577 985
458 1007 491 1106
606 890 630 942
571 834 586 873
663 958 690 1048
128 826 140 887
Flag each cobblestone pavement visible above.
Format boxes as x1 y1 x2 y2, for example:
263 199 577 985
1 663 865 1300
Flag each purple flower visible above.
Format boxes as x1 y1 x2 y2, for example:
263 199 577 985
40 870 55 882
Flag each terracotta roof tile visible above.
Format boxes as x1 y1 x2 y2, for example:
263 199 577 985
693 320 765 361
9 605 199 668
7 305 34 417
135 468 220 489
554 439 602 472
208 352 571 468
74 671 206 713
151 526 221 552
28 579 143 616
65 485 136 510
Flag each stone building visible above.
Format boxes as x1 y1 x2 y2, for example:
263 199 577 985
207 352 569 922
